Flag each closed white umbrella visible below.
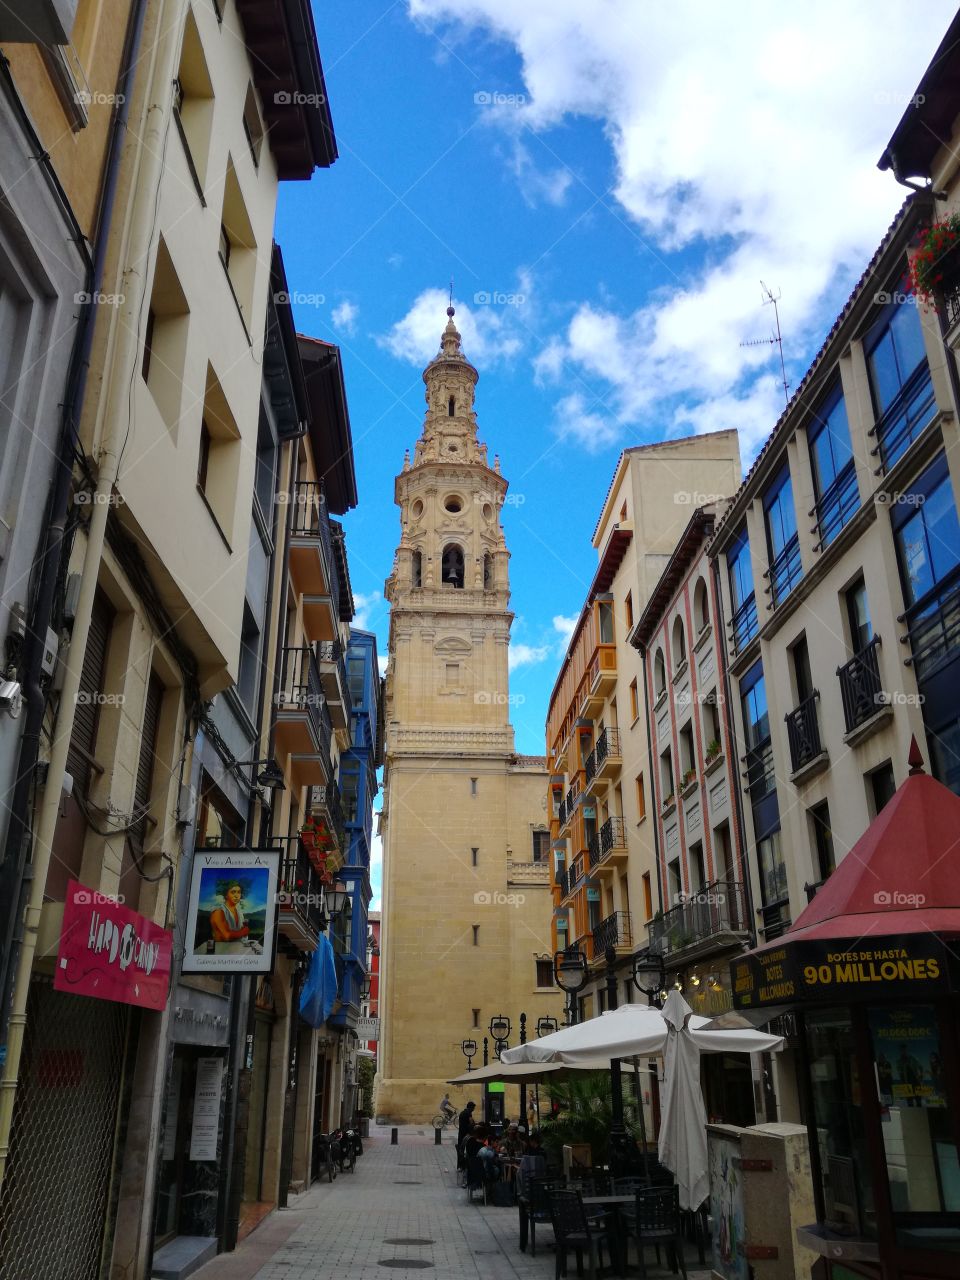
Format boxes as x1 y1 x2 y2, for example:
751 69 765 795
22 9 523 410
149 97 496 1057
500 1001 783 1065
658 990 709 1211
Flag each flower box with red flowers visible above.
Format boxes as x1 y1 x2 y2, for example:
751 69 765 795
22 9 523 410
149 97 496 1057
907 212 960 305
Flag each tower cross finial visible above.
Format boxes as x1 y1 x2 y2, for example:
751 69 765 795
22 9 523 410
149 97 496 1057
449 277 454 308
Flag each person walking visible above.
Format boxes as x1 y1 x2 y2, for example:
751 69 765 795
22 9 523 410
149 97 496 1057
456 1099 476 1173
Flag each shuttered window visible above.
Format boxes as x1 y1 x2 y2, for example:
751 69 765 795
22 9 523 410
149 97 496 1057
66 591 113 793
133 672 164 849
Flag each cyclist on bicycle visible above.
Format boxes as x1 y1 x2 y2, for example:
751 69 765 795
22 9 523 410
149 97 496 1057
439 1092 456 1123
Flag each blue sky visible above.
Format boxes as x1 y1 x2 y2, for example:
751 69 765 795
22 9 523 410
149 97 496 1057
275 1 955 903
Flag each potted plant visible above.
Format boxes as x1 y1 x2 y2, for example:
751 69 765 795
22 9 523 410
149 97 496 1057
539 1073 641 1166
907 211 960 305
663 791 675 809
705 738 722 763
682 767 697 788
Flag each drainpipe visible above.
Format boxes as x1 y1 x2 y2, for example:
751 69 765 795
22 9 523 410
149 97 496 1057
0 0 180 1193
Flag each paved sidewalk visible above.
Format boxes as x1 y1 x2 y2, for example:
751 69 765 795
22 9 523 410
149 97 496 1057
190 1126 713 1279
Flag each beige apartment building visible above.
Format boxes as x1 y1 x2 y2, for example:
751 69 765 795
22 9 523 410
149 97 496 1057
0 3 337 1276
546 433 742 1019
377 309 562 1124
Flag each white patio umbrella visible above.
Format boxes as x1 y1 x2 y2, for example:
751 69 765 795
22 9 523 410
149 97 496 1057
446 1059 613 1085
658 990 708 1210
499 1001 783 1065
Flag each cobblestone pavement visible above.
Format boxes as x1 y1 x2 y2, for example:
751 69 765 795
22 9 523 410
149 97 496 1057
190 1126 713 1280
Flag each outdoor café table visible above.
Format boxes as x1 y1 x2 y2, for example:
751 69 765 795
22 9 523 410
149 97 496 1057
580 1194 634 1277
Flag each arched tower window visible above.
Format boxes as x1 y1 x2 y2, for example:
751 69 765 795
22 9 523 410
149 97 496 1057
412 549 422 588
448 396 455 416
694 577 709 633
442 543 464 588
672 615 686 666
483 552 493 589
654 648 666 696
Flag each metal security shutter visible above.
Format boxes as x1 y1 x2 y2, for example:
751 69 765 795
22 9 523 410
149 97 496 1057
133 673 163 847
66 592 113 793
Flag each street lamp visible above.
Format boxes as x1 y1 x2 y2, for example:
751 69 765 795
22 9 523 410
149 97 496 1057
632 952 666 1006
489 1014 511 1059
461 1038 477 1072
536 1015 559 1038
326 881 351 915
553 947 588 1025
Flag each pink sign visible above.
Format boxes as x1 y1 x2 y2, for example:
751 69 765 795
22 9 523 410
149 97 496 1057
54 880 172 1011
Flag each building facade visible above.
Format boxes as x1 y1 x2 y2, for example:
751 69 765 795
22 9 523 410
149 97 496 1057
377 308 562 1123
546 434 743 1021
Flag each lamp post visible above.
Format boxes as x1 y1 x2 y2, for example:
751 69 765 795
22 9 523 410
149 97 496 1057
553 947 588 1026
536 1015 558 1038
631 952 666 1007
460 1038 477 1073
482 1036 490 1121
518 1013 527 1129
604 944 631 1173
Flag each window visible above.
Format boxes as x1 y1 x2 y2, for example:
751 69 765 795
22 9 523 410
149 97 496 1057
196 364 242 540
536 959 554 988
629 678 639 722
598 599 614 644
237 603 260 713
642 872 652 920
173 10 215 192
866 298 935 469
757 829 789 915
445 663 459 685
672 615 686 667
660 747 674 801
868 762 896 816
654 649 666 697
142 237 190 429
727 529 757 650
253 424 275 528
694 578 709 633
131 672 165 859
448 396 455 416
241 82 263 167
635 774 645 819
792 635 813 703
219 159 258 325
688 841 705 892
703 695 721 753
741 663 773 798
809 802 836 884
197 420 211 492
845 577 873 656
764 466 802 605
472 925 479 946
66 590 114 793
483 553 492 589
892 454 960 678
809 386 858 548
625 591 634 630
441 543 464 588
411 549 422 588
532 830 549 863
667 857 682 904
470 777 478 796
472 1008 480 1028
142 308 156 383
679 723 695 779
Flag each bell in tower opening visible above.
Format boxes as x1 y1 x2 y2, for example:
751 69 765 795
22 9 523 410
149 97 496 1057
442 543 464 588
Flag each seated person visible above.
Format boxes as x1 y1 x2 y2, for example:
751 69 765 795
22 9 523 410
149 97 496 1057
518 1131 547 1186
498 1122 525 1159
477 1137 501 1183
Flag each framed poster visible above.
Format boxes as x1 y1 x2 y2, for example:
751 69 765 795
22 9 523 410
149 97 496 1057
189 1056 224 1161
181 849 280 973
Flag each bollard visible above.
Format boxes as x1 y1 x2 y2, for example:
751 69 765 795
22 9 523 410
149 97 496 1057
434 1126 442 1145
391 1127 398 1145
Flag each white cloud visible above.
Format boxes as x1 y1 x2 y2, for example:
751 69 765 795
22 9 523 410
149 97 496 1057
509 641 552 671
552 613 578 646
408 0 955 459
508 138 573 207
380 286 526 367
332 300 359 334
352 590 386 632
377 654 389 677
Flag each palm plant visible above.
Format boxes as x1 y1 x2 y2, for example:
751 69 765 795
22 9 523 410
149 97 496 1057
539 1072 640 1165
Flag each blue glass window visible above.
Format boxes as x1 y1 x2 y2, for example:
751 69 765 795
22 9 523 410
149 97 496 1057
809 387 859 548
727 529 758 651
741 661 774 799
763 466 802 605
866 300 935 470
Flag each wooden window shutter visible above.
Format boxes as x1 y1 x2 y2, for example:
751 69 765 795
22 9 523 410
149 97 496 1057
66 591 113 792
133 673 164 847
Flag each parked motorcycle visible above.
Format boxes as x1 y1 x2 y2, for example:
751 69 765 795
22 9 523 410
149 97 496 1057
315 1131 342 1182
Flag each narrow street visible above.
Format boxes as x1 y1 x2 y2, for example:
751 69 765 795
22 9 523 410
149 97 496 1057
190 1127 713 1280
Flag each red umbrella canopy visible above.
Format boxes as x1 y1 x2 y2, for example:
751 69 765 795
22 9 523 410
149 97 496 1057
787 742 960 944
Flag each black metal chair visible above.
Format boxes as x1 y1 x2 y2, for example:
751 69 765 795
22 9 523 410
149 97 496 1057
548 1188 611 1280
465 1154 489 1205
623 1184 687 1278
519 1174 565 1254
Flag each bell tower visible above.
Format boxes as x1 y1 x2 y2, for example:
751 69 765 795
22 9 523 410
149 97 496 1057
376 309 561 1123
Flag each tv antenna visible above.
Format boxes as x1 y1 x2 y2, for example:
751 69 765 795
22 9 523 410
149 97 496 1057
740 281 789 406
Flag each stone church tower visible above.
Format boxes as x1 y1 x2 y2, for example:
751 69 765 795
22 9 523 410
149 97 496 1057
376 309 562 1123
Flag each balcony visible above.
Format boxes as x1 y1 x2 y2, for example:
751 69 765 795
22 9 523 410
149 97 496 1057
273 835 327 952
784 691 827 779
307 783 347 865
587 815 627 874
316 639 351 730
871 362 937 473
290 481 340 639
837 637 888 738
558 853 588 902
274 646 333 786
742 739 775 799
901 576 960 683
585 728 622 794
766 533 802 608
647 880 749 960
580 647 617 718
588 910 632 963
729 593 759 655
810 460 860 552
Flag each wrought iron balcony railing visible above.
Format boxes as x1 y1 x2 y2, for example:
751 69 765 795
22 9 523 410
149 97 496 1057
784 691 823 772
901 575 960 682
742 738 775 798
811 460 860 552
583 746 597 784
760 899 790 942
591 909 632 956
767 533 803 608
870 361 937 473
647 880 749 956
594 726 620 770
588 815 626 870
837 636 884 733
272 834 327 942
277 646 333 765
729 593 759 654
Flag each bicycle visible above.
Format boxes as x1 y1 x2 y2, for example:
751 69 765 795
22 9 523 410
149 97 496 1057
431 1108 459 1131
315 1132 340 1182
